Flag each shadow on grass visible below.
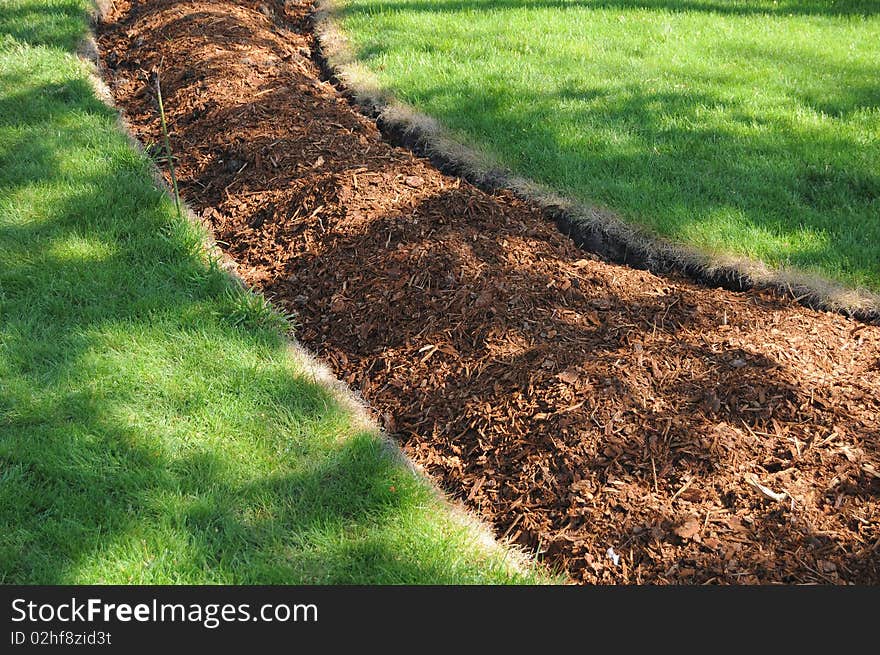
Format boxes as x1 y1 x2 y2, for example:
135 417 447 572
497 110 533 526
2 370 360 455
0 67 515 583
346 61 880 290
0 0 88 51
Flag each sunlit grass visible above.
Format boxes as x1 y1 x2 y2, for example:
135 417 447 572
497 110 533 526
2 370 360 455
340 0 880 291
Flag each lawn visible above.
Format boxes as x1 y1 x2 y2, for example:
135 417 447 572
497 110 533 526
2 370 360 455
337 0 880 293
0 0 547 584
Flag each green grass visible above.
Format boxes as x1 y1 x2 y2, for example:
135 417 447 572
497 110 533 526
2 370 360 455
338 0 880 292
0 0 548 584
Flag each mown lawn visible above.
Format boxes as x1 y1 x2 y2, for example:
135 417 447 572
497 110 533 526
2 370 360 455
0 0 547 584
338 0 880 292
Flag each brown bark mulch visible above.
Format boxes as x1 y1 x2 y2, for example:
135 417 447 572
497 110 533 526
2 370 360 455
96 0 880 584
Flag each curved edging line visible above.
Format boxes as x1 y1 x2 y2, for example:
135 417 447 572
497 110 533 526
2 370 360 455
310 0 880 324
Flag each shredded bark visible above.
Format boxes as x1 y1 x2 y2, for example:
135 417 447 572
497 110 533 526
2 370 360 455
97 0 880 584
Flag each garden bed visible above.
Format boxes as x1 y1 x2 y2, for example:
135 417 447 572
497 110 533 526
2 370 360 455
97 0 880 583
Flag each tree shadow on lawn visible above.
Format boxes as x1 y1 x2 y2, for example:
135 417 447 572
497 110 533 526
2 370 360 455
343 0 880 19
0 81 502 585
0 378 451 584
365 72 880 291
709 41 880 122
0 0 88 51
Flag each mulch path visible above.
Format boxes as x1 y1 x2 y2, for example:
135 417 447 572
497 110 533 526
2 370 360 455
96 0 880 584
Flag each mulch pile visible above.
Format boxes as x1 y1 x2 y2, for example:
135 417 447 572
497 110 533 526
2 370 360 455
97 0 880 583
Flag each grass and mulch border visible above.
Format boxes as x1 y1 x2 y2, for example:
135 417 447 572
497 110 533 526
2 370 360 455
0 0 550 584
95 0 880 584
312 0 880 322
